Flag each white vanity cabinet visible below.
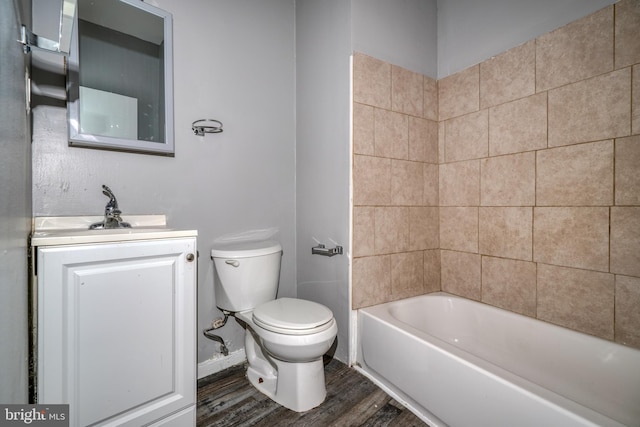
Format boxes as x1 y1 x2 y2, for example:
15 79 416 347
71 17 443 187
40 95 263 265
31 218 197 427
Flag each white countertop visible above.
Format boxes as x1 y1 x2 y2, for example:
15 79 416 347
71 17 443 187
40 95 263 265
31 215 197 246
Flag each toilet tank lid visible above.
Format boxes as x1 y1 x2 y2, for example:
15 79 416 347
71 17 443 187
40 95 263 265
211 239 282 258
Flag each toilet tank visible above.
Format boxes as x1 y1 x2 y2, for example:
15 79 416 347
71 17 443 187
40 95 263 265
210 240 282 312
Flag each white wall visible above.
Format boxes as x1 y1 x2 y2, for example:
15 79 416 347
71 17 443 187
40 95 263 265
349 0 615 79
351 0 438 78
31 0 296 364
437 0 617 78
295 0 439 364
295 0 352 363
0 0 31 404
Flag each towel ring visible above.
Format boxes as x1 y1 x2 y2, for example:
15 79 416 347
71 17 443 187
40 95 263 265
192 119 223 136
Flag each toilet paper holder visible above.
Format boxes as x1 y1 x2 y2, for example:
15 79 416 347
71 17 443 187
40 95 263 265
312 244 343 257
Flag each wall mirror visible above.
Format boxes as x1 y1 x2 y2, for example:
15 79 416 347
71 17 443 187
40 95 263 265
67 0 174 155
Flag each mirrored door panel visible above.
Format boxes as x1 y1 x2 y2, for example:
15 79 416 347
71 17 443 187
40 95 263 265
68 0 174 155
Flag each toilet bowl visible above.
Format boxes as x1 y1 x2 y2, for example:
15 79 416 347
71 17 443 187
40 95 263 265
237 298 338 411
210 240 337 412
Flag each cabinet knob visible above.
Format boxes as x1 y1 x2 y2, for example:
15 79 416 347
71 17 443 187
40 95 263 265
186 253 195 262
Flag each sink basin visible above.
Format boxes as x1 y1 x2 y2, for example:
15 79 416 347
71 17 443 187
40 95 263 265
31 215 197 246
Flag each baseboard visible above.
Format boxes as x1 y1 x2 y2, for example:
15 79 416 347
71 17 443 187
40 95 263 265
197 349 246 379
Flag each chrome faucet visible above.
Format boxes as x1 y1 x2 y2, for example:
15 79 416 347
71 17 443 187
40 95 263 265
89 185 132 229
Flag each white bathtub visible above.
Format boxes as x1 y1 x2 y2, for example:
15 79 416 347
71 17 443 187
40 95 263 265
357 292 640 427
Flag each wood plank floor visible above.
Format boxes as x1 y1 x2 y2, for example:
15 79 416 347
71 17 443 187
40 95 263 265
197 357 428 426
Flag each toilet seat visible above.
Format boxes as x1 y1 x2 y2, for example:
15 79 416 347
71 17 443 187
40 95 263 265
253 298 334 335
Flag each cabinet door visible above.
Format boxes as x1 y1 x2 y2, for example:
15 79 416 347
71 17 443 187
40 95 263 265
36 238 196 427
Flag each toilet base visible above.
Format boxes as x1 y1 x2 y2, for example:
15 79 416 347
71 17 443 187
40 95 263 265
244 329 327 412
246 357 327 412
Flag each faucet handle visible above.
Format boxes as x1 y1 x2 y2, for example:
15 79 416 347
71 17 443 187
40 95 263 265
102 185 119 209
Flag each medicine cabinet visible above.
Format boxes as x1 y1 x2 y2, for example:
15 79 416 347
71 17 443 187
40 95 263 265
67 0 174 155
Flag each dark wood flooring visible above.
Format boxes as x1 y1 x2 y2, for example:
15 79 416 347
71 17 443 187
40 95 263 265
196 358 428 426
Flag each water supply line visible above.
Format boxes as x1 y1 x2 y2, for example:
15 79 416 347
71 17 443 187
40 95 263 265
203 311 230 356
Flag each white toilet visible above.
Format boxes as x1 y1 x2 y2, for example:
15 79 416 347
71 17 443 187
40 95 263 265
210 240 338 412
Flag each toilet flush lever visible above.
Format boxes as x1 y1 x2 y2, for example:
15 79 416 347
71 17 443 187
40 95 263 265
312 244 343 257
225 260 240 267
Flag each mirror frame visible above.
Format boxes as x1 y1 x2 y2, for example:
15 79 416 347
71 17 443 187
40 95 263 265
59 0 77 54
67 0 175 156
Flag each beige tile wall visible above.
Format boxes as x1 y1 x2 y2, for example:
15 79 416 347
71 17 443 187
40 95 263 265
352 0 640 349
352 54 441 308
